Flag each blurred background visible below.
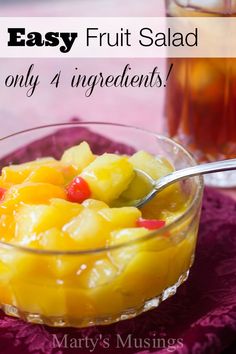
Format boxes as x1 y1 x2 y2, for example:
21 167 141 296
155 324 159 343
0 0 165 137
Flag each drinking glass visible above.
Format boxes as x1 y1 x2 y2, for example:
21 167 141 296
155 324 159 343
165 0 236 187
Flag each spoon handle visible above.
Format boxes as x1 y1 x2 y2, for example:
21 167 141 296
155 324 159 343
155 158 236 191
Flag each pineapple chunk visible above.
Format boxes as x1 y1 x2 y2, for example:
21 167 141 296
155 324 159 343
14 201 83 241
81 153 134 203
15 204 49 243
61 142 95 172
50 198 83 215
82 199 108 210
109 228 148 269
129 151 173 179
39 228 79 250
99 207 141 228
63 208 110 250
110 227 148 246
65 288 96 318
77 258 118 289
12 279 67 317
0 248 12 282
117 250 171 303
0 214 15 242
109 227 171 269
123 151 174 200
42 231 95 277
110 229 174 302
167 233 196 287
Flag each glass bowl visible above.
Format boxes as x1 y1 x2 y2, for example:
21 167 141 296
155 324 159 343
0 122 204 327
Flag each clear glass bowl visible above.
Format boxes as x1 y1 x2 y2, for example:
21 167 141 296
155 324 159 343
0 122 204 327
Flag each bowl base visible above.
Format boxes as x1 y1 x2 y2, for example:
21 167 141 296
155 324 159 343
1 270 190 328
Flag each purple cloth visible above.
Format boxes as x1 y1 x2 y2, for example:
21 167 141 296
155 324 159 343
0 125 236 354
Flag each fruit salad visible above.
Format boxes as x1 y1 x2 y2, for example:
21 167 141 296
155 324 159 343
0 141 200 326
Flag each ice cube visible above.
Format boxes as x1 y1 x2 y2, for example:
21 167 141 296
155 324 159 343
175 0 234 14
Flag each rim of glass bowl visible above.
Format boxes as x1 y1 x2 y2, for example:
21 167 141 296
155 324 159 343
0 122 204 256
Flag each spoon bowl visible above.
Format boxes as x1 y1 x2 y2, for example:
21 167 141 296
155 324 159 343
121 159 236 208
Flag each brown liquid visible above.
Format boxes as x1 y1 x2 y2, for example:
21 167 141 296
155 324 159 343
166 1 236 161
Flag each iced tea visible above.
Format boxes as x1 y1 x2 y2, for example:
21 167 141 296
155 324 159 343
166 1 236 162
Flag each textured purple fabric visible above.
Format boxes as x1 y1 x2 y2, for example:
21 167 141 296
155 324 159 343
0 121 135 169
0 125 235 354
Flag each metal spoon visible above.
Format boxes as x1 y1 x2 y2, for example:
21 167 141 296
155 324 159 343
122 158 236 208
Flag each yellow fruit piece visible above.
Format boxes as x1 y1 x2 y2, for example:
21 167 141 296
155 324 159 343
110 227 149 246
39 228 79 251
0 284 14 305
63 208 110 250
77 258 118 289
120 173 152 202
0 176 12 190
0 214 15 242
8 246 86 282
89 285 124 317
14 201 83 241
116 250 171 305
81 153 134 204
129 151 173 180
26 165 65 185
52 256 88 278
0 250 15 305
1 158 57 184
82 199 108 210
2 166 31 185
12 280 66 317
0 252 12 282
50 197 82 211
3 251 50 279
123 151 174 201
54 253 101 279
14 206 53 239
126 152 188 220
109 227 148 269
98 207 141 229
60 164 77 183
109 227 171 269
49 198 83 225
2 182 66 207
65 288 96 318
167 233 196 287
61 141 95 172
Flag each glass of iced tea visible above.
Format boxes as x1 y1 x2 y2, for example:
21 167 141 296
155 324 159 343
165 0 236 187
